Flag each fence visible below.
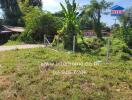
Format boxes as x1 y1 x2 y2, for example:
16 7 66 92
43 34 76 53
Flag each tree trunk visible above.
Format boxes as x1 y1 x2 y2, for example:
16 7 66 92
96 9 102 39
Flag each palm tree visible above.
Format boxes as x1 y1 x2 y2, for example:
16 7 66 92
60 0 79 50
81 0 112 39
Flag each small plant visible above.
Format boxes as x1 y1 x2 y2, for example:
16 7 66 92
10 34 20 41
117 52 130 60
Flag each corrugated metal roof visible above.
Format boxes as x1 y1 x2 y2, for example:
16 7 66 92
2 25 25 32
0 31 12 34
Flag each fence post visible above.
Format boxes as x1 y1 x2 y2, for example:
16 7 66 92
44 34 47 47
57 37 59 50
73 35 76 53
106 38 110 64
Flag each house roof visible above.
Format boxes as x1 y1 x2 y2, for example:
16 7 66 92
111 5 124 10
2 25 25 33
0 31 12 34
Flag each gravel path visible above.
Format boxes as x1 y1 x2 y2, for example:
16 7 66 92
0 44 45 52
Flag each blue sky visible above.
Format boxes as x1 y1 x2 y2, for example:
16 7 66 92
42 0 132 26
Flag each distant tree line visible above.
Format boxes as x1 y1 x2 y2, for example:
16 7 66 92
0 0 42 26
0 0 131 50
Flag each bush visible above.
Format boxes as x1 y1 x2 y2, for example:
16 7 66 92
100 47 107 56
99 38 131 60
10 34 20 41
112 27 132 47
77 43 90 53
85 38 105 49
117 52 130 60
19 8 63 43
77 38 105 54
77 37 131 60
111 38 131 55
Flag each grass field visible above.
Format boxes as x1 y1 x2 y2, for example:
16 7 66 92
3 40 24 46
0 48 131 100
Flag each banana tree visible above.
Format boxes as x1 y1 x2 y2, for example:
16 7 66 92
60 0 79 50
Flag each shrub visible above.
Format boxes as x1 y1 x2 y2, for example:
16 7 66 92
117 52 130 60
77 38 105 54
10 34 20 41
98 38 131 59
19 7 63 43
77 43 90 53
111 38 131 55
100 47 107 56
77 37 131 59
112 27 132 47
85 38 105 49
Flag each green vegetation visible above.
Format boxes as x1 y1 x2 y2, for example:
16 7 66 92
3 40 24 46
18 0 63 43
0 48 131 99
0 0 42 26
60 0 79 50
0 0 132 99
77 37 132 60
81 0 112 39
0 0 22 26
113 7 132 47
20 10 62 43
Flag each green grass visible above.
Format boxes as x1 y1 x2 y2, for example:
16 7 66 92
3 40 24 46
0 48 131 100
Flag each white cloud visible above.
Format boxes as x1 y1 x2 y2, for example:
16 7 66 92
42 0 58 6
42 0 62 12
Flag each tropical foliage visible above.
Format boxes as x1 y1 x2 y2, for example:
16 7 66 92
81 0 112 39
0 0 22 26
0 0 132 99
60 0 79 50
20 10 63 43
113 7 132 47
0 0 42 26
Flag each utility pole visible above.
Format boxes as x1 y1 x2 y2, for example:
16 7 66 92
113 18 117 24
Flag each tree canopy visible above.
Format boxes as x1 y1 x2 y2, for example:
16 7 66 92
118 7 132 28
0 0 42 26
81 0 112 39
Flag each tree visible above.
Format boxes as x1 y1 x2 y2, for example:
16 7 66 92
113 7 132 47
81 0 112 39
53 11 65 18
118 7 132 28
20 7 63 43
21 0 42 7
79 13 93 30
0 0 42 26
0 0 22 26
60 0 79 50
0 19 2 29
19 0 63 43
